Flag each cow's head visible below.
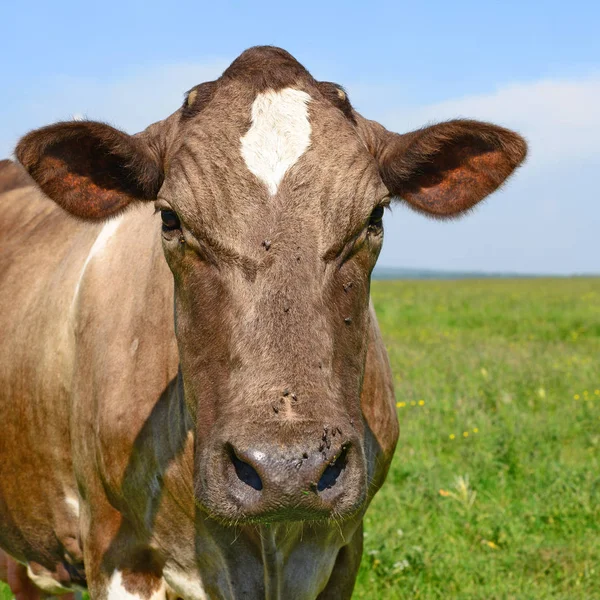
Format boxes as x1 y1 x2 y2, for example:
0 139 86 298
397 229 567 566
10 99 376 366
16 47 526 524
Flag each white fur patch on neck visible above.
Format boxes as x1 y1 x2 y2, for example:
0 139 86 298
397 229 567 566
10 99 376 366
241 87 311 195
107 570 166 600
64 494 80 517
26 565 72 595
72 215 122 309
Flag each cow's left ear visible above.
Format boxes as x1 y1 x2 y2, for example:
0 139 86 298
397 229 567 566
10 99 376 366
16 121 165 220
356 116 527 218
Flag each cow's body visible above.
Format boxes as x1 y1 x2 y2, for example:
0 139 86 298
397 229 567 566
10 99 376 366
0 162 397 599
0 46 526 599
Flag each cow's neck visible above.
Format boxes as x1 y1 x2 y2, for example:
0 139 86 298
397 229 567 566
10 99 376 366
180 520 359 600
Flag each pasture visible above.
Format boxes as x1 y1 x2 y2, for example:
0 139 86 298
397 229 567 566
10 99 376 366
1 277 598 599
355 277 600 599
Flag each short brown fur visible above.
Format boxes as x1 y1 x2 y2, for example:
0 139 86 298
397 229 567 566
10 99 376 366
1 46 526 600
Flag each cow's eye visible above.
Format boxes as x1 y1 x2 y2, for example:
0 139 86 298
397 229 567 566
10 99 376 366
161 209 181 232
367 205 385 233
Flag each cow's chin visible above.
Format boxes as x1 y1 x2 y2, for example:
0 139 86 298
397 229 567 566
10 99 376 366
192 434 368 526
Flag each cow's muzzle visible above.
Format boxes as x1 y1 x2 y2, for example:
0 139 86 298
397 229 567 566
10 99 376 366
195 426 367 523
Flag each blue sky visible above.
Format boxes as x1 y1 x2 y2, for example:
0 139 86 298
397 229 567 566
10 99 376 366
2 0 598 274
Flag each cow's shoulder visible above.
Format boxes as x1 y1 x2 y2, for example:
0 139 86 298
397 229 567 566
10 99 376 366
0 160 34 194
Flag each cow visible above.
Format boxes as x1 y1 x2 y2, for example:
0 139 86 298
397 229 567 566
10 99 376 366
0 46 527 600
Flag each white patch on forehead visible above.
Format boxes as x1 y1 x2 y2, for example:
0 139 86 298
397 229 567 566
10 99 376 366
72 215 123 308
241 87 311 195
107 570 166 600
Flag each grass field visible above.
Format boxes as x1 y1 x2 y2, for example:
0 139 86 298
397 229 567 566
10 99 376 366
354 278 600 599
1 278 598 599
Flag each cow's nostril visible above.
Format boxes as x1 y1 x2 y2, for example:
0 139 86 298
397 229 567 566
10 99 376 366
317 445 349 492
228 446 263 491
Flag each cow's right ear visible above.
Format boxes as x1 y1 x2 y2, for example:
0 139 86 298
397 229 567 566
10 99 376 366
16 121 164 220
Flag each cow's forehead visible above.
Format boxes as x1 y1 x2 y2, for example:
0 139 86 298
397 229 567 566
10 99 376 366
161 47 386 247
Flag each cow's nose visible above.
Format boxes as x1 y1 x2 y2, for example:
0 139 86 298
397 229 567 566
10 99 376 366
227 443 348 493
219 438 364 520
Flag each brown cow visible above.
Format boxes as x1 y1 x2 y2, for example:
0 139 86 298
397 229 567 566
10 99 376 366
0 46 526 599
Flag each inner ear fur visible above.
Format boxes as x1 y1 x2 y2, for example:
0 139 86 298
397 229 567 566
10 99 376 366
358 117 527 218
16 121 163 220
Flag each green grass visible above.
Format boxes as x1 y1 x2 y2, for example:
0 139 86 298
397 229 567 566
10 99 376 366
2 278 598 599
354 278 600 599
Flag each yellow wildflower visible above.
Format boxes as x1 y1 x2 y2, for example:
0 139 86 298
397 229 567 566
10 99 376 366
449 434 455 440
473 428 479 433
463 432 469 438
574 394 580 400
396 401 406 408
418 400 425 406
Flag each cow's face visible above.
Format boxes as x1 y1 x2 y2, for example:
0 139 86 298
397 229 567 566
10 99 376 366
16 46 527 524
